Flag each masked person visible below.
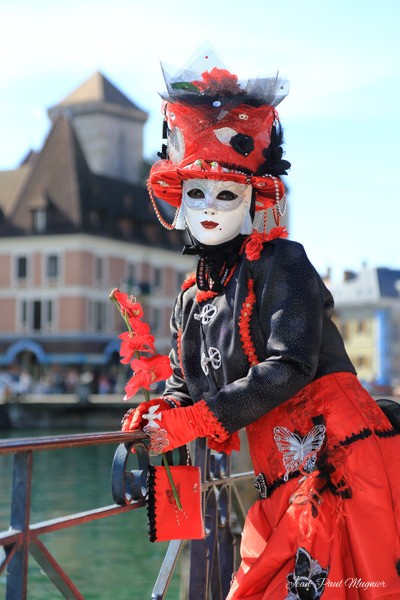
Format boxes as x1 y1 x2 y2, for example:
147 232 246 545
122 49 400 599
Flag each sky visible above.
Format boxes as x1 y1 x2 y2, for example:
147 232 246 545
1 0 399 281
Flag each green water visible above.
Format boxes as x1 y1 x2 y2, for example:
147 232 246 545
0 430 182 600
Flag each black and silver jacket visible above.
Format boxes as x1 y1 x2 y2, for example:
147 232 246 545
164 238 355 434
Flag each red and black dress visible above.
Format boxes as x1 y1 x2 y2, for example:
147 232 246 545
164 234 400 599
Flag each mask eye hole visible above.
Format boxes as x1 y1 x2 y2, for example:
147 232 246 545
216 190 238 201
187 188 205 199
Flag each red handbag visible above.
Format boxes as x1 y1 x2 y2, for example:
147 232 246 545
147 465 205 542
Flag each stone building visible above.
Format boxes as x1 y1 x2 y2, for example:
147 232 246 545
330 267 400 390
0 73 193 391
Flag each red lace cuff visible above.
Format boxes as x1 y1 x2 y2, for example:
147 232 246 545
195 400 241 454
195 399 231 443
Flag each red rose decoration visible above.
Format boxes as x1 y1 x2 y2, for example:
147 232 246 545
243 232 268 261
243 227 288 261
192 68 241 95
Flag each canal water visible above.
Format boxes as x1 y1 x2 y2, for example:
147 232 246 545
0 428 182 600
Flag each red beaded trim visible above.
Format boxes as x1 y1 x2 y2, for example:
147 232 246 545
177 327 185 380
238 278 259 367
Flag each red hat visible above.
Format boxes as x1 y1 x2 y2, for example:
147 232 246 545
148 49 290 225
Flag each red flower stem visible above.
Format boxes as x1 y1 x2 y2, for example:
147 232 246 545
139 369 180 508
162 453 183 510
135 360 180 507
110 296 133 333
133 350 151 402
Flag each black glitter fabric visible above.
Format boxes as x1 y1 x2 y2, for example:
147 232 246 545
163 238 355 433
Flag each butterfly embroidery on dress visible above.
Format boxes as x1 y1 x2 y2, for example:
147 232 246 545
273 424 326 481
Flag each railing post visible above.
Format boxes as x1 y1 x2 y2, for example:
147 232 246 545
217 485 235 598
6 451 33 600
187 440 238 600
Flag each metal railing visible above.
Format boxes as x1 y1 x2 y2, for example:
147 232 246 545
0 431 253 599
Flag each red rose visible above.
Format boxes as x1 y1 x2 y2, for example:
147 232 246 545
192 68 241 95
244 227 288 261
244 232 268 261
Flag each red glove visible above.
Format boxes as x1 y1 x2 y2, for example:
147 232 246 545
143 400 240 456
121 397 179 431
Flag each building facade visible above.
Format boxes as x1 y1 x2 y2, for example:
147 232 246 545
0 73 193 393
330 268 400 391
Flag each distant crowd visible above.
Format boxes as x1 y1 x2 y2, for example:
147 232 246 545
0 365 130 402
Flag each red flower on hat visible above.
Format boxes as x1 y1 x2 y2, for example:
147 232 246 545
192 68 241 95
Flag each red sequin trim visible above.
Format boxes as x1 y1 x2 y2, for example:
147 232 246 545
238 279 259 366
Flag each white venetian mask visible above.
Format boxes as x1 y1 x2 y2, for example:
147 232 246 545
180 179 252 245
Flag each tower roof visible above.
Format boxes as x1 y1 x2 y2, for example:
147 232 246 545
0 116 184 250
0 166 31 215
8 116 91 230
48 71 148 122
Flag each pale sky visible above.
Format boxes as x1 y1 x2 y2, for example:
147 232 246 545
1 0 399 280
